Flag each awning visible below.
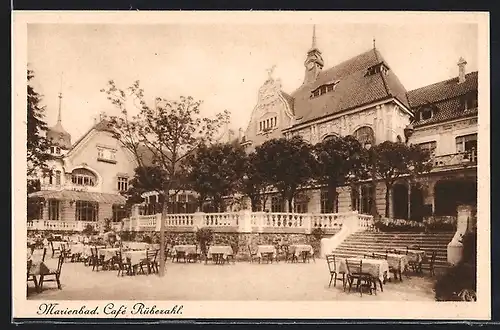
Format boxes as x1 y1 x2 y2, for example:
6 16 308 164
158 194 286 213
28 190 126 204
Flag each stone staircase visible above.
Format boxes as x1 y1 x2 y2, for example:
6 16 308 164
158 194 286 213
332 231 455 268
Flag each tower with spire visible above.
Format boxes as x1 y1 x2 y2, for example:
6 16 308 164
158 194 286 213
46 77 72 152
303 25 324 85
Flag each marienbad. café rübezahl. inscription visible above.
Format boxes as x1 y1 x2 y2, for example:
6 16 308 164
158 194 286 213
37 302 184 317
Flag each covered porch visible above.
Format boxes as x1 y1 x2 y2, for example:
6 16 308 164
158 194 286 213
27 190 127 232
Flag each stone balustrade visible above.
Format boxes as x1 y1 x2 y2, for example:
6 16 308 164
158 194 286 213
26 219 100 232
121 210 373 234
27 211 374 234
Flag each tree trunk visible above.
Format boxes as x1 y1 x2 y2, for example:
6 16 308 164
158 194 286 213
385 182 392 218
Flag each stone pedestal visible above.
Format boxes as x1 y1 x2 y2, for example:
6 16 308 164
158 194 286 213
447 204 473 265
238 210 253 233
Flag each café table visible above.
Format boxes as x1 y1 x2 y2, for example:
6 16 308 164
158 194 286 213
338 257 391 291
98 247 120 262
385 253 409 281
206 245 233 265
172 245 198 262
289 244 315 262
256 245 277 263
122 249 148 266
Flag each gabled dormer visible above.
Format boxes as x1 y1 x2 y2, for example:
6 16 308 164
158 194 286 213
365 62 389 77
414 103 439 122
310 80 340 99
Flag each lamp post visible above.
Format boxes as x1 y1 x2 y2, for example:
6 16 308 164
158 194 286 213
364 142 379 218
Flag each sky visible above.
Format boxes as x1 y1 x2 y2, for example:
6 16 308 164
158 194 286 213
27 22 478 141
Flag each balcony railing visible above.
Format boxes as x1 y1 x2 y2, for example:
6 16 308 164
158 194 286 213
432 149 477 168
27 220 100 232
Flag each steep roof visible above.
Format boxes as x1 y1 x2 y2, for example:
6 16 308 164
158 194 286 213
69 119 115 153
289 48 410 124
407 71 478 126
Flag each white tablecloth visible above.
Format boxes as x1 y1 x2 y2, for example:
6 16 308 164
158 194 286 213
207 246 233 260
51 241 69 250
256 245 277 258
395 249 427 263
338 258 391 283
123 250 147 266
69 243 85 255
173 245 197 255
98 248 120 261
289 244 314 257
123 242 150 250
386 253 409 271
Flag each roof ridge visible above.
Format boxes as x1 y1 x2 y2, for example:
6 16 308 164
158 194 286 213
408 71 478 94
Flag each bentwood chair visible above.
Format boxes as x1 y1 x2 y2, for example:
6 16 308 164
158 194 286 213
38 254 65 291
248 245 260 263
420 251 437 277
326 254 345 288
345 259 376 297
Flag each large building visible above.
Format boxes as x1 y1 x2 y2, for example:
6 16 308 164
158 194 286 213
27 94 137 231
242 28 478 220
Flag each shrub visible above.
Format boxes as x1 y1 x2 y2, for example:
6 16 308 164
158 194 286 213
195 228 214 255
82 224 97 236
142 235 152 244
311 228 324 241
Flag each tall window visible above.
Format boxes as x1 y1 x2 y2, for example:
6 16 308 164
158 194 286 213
418 141 437 158
112 204 128 222
293 193 309 213
72 168 97 187
48 199 60 220
117 176 128 192
75 201 98 221
271 195 283 213
320 189 338 213
55 170 61 185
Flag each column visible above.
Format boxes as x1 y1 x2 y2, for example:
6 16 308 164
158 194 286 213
407 181 412 220
238 209 252 233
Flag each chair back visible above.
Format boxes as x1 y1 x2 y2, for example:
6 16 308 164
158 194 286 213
50 241 55 251
147 249 158 263
346 259 363 275
326 254 336 273
56 254 65 274
430 251 437 265
248 245 255 255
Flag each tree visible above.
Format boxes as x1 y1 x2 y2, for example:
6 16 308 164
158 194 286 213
101 80 227 277
371 141 432 217
184 142 246 212
27 69 52 190
314 135 367 212
254 136 316 212
123 165 169 205
241 151 273 212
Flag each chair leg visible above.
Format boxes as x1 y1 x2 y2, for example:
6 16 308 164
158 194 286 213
38 275 44 292
329 274 334 288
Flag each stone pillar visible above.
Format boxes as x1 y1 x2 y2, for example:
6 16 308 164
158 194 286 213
238 209 252 233
447 204 473 265
193 212 205 230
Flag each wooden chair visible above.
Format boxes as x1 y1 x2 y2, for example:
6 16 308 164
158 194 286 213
276 245 290 263
39 254 64 291
27 259 39 292
50 241 60 258
345 259 376 297
148 249 160 273
116 251 132 276
90 247 104 271
420 251 437 276
248 245 260 263
325 255 345 288
300 250 313 263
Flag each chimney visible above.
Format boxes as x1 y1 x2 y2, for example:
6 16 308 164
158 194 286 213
458 57 467 84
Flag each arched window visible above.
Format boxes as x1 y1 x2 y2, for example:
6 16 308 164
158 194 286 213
322 134 338 142
71 168 97 187
353 126 375 148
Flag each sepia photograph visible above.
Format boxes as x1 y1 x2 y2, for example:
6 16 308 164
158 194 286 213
13 11 490 319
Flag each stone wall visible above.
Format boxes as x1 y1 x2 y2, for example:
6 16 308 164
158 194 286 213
118 231 333 259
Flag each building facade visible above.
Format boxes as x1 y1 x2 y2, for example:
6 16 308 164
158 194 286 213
27 101 137 231
242 29 478 220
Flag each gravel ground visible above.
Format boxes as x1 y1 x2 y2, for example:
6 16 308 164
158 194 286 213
27 257 436 301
